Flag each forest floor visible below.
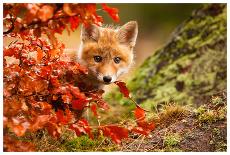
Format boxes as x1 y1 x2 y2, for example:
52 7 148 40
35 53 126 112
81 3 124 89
29 91 226 152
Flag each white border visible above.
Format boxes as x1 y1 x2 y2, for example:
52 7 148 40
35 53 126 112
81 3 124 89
1 1 229 155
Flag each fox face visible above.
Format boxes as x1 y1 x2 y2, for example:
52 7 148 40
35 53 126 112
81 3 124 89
78 21 138 85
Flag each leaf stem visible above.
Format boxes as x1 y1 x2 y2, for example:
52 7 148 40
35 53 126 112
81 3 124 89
128 97 150 112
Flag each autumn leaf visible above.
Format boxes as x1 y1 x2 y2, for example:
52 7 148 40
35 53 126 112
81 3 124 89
4 136 35 152
12 124 27 137
90 103 98 116
72 98 88 110
37 5 54 22
114 81 130 98
88 90 110 110
69 119 93 139
63 4 78 16
50 75 60 87
100 125 129 144
101 4 120 22
134 106 145 124
30 115 51 132
69 16 80 31
132 106 155 135
36 47 43 62
45 122 61 139
39 66 52 78
56 109 73 125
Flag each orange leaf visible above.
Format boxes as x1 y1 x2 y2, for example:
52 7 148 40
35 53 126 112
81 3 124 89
12 124 26 137
90 103 98 116
36 47 43 62
56 109 72 125
114 81 130 98
133 106 155 135
100 125 128 144
134 106 145 124
69 16 80 31
45 122 61 138
101 4 120 22
30 115 50 132
72 98 88 110
37 5 54 22
69 119 93 139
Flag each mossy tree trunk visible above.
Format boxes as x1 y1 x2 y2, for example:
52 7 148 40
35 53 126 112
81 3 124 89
107 4 227 110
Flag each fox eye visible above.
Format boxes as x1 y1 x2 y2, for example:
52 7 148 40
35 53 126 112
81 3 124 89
94 56 102 62
114 57 121 64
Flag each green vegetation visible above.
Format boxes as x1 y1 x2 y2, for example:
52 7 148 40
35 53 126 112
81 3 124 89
164 133 181 147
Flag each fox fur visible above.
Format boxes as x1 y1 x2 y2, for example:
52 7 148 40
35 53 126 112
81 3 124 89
78 21 138 89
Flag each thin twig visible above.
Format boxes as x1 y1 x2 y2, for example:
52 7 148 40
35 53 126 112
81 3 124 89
129 97 150 112
136 135 145 152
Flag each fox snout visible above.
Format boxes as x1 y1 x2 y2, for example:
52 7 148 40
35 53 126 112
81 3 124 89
103 76 112 83
89 65 119 84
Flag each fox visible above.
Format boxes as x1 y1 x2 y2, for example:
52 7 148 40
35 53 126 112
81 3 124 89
78 21 138 89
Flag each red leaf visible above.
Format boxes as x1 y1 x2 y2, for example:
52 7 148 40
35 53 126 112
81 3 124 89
90 103 98 116
12 124 26 137
100 125 129 144
72 98 88 110
134 106 145 124
68 85 85 98
89 90 109 110
36 47 43 62
39 66 52 78
4 136 35 152
37 5 54 22
101 4 120 22
69 16 80 31
69 119 93 139
114 81 130 98
50 76 60 87
4 48 19 58
56 109 72 125
133 106 155 135
45 122 61 138
131 127 148 136
30 115 50 131
62 93 72 103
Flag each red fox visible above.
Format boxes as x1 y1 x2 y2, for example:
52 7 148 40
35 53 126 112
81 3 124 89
78 21 138 89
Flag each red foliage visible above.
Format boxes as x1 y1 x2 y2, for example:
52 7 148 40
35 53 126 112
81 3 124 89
132 106 155 135
99 125 129 144
102 4 120 22
114 81 130 98
69 119 93 139
3 3 155 152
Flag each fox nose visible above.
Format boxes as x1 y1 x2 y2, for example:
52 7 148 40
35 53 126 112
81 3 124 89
103 76 112 83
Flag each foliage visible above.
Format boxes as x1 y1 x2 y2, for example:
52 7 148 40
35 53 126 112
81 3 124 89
3 3 155 151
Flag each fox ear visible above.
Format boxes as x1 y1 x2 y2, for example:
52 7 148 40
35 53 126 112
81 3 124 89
81 24 100 42
117 21 138 47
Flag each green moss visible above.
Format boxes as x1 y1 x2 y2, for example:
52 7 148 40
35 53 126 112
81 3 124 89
215 142 227 152
63 136 98 152
62 135 117 152
195 105 226 123
163 133 181 147
211 96 224 106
